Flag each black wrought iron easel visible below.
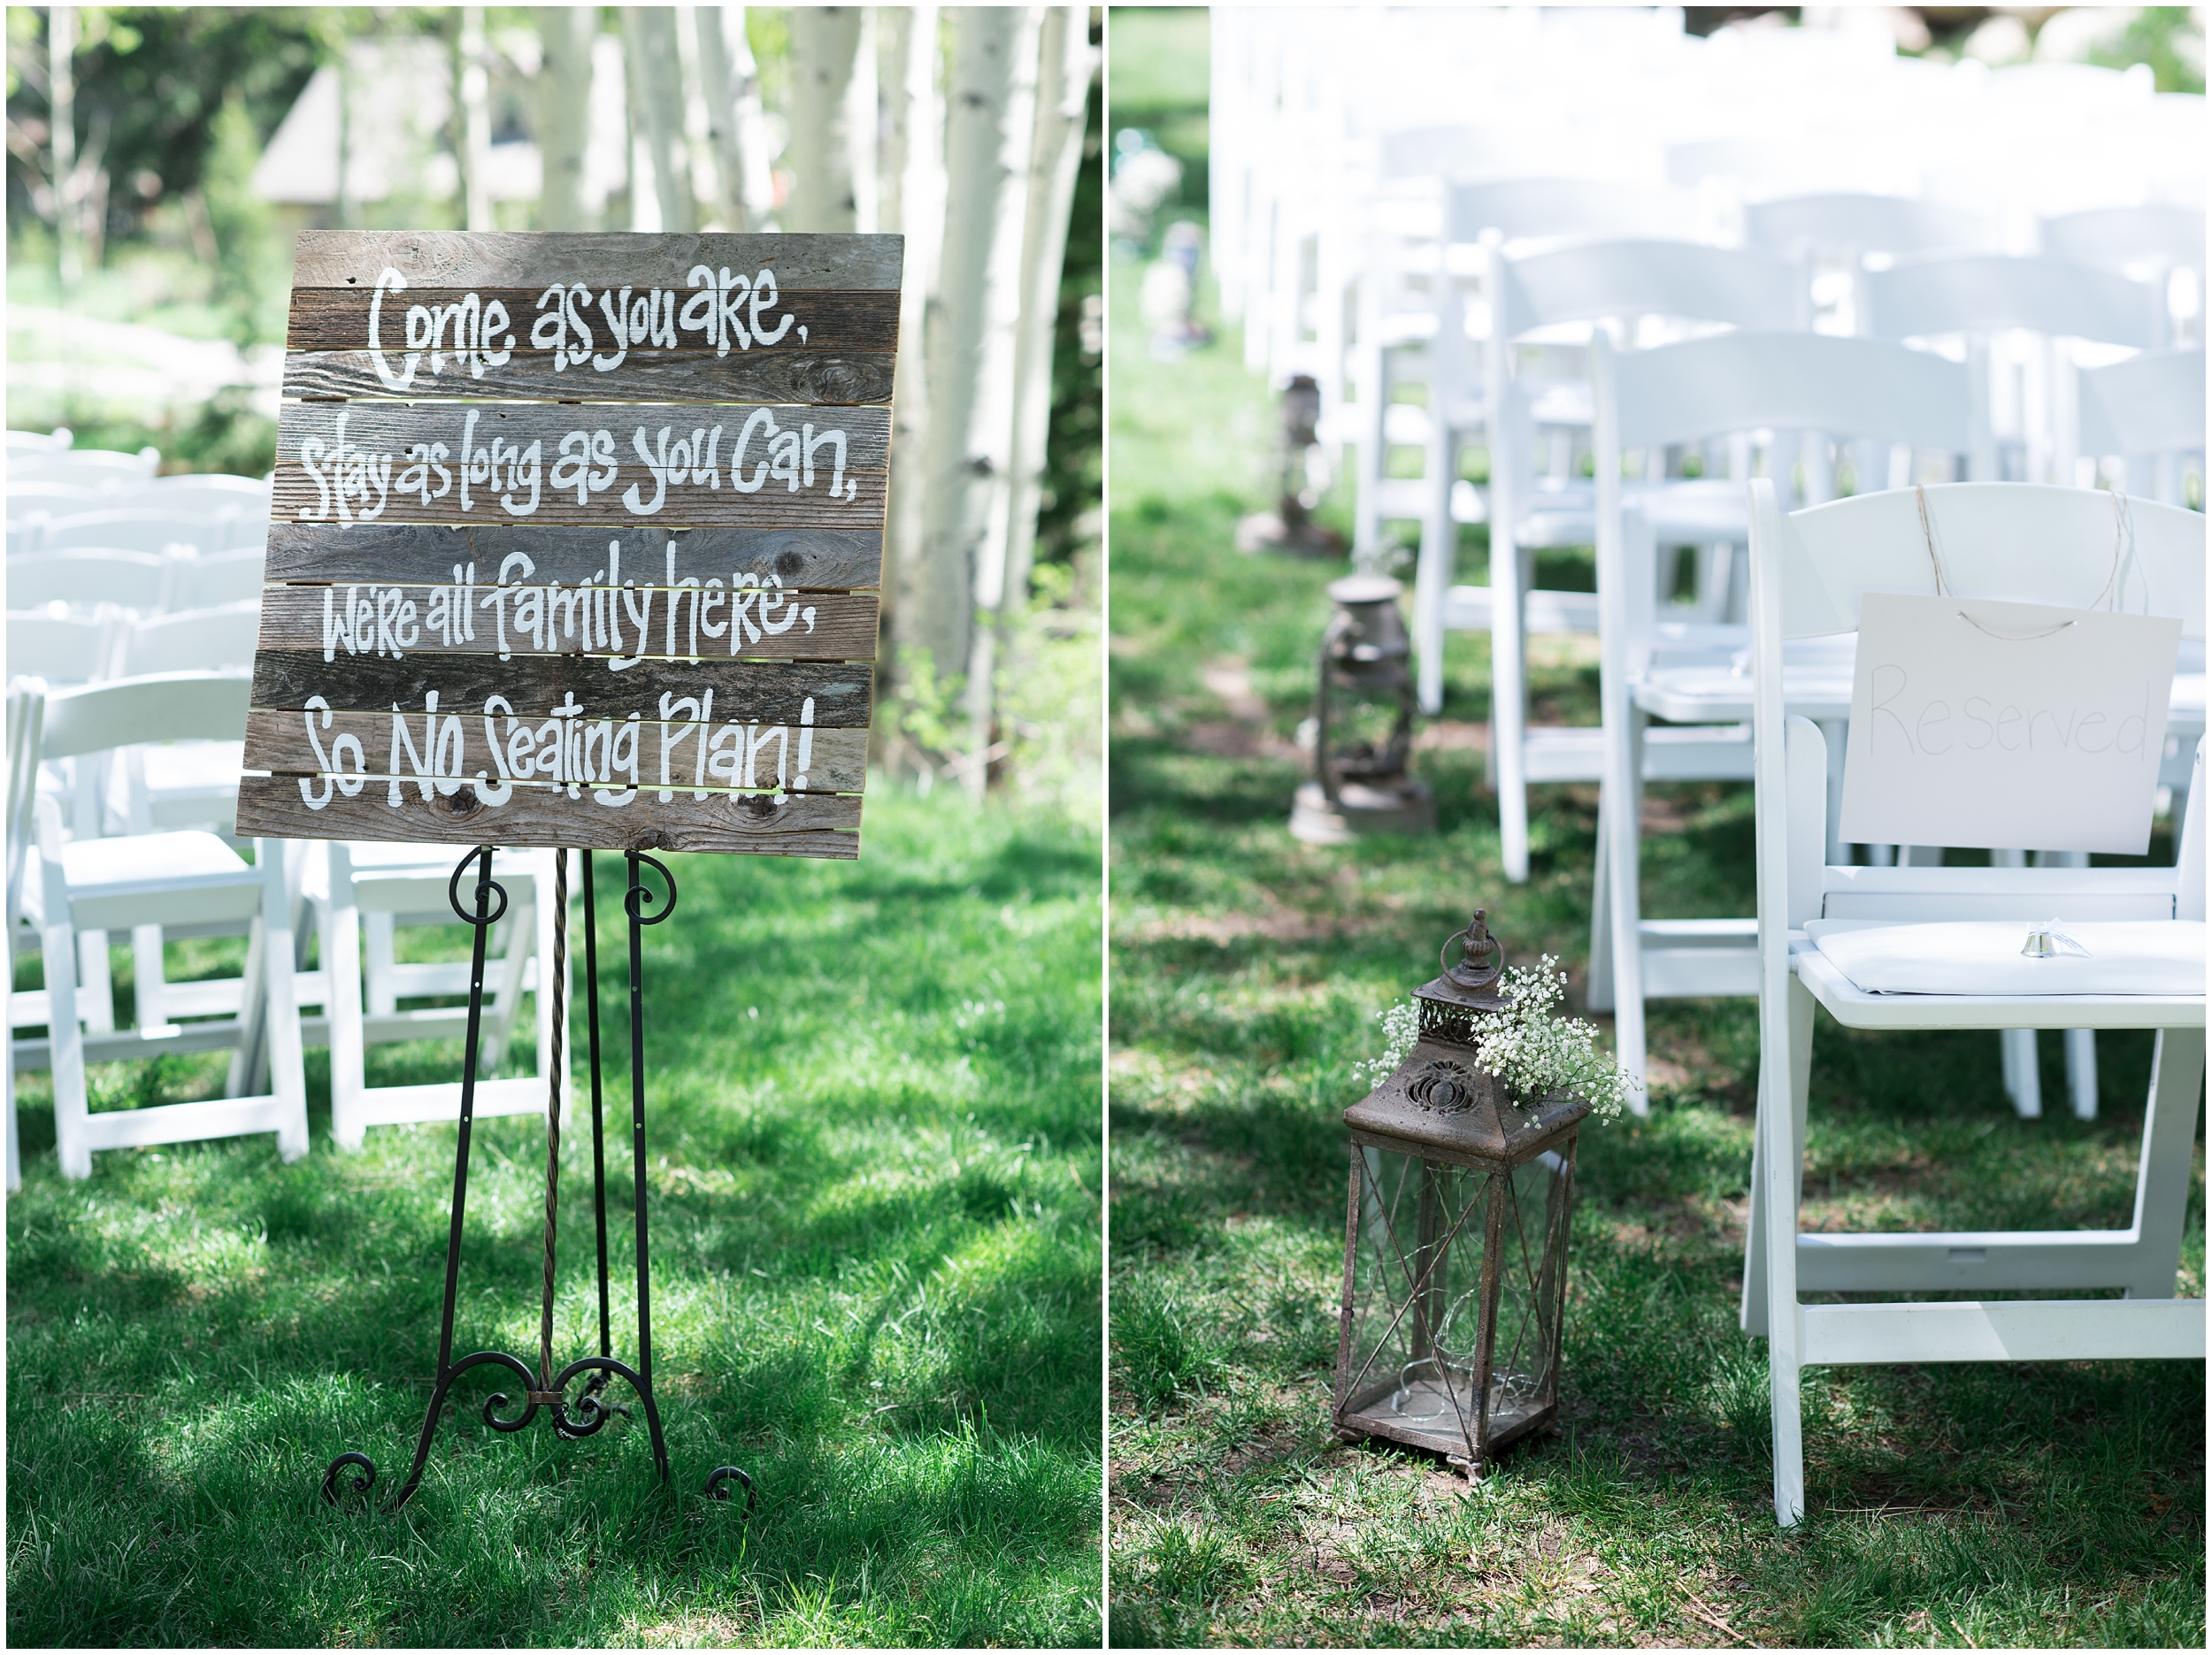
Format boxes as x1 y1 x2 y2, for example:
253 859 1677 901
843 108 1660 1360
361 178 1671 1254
321 846 754 1513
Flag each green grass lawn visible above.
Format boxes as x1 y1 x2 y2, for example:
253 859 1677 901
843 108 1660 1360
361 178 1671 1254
1104 238 2205 1648
8 790 1103 1647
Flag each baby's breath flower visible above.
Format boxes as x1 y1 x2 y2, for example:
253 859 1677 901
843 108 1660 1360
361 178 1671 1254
1357 955 1638 1122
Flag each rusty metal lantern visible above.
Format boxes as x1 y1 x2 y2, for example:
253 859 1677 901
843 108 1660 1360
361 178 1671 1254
1291 574 1434 842
1333 911 1586 1478
1236 373 1347 556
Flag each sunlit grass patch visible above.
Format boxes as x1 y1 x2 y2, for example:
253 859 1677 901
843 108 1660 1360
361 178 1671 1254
9 788 1102 1648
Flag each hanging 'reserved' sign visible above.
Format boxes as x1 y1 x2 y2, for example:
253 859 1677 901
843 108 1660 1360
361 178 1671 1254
235 231 900 859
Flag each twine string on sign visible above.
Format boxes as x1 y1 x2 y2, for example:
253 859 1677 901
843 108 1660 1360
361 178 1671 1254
1916 486 2134 644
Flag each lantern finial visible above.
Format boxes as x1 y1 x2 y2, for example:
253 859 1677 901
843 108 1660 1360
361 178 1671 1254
1441 910 1503 992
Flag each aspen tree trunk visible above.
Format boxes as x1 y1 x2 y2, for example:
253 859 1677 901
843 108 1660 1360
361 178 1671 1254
623 8 695 233
50 3 79 285
536 6 595 229
458 7 494 231
879 4 943 768
917 7 1041 798
786 7 873 233
691 4 766 230
995 7 1094 649
673 9 724 227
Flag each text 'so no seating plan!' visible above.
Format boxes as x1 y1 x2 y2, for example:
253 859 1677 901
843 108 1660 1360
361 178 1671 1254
235 230 902 860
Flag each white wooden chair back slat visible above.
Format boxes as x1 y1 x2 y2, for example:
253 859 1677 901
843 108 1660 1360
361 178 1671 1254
119 601 263 677
37 670 252 759
5 607 126 686
2039 205 2207 272
1497 239 1808 340
5 549 180 615
1446 179 1707 246
168 549 267 612
6 448 160 489
1743 192 1990 259
29 510 211 557
1863 252 2162 350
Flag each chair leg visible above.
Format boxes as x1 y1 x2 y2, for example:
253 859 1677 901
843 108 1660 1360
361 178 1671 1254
77 929 114 1034
131 923 170 1032
2001 1029 2042 1120
2125 1027 2206 1300
2063 1029 2097 1122
1605 709 1648 1092
535 856 567 1130
1763 975 1816 1528
365 910 397 1017
255 841 310 1163
324 883 366 1152
1413 425 1455 718
1493 548 1531 889
225 915 268 1100
42 916 91 1181
480 895 535 1077
1586 788 1614 1014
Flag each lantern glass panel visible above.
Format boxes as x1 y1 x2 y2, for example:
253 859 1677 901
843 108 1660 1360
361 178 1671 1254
1339 1142 1572 1463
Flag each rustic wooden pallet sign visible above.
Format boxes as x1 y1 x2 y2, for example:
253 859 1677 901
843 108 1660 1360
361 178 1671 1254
236 230 900 860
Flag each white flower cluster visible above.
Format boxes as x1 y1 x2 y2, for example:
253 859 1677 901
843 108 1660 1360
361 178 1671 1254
1357 956 1638 1122
1357 998 1422 1088
1472 957 1638 1122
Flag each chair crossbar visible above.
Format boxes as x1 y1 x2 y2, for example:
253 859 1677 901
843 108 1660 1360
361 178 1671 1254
1798 1299 2203 1366
1796 1230 2173 1295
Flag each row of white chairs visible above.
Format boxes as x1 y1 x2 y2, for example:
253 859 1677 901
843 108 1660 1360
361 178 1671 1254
6 671 563 1190
10 488 273 557
10 544 266 620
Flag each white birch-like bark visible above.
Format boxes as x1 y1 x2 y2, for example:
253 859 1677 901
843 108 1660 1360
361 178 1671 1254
536 6 595 229
672 9 725 227
50 3 79 284
786 7 872 234
691 5 762 230
879 4 943 757
917 7 1041 795
995 7 1094 640
623 7 695 233
458 7 494 231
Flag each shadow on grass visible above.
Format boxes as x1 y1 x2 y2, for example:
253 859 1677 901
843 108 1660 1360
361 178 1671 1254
9 791 1103 1648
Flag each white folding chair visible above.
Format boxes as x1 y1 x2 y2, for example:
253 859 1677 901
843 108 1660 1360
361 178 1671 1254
1862 252 2162 487
2039 204 2206 348
308 841 564 1151
5 482 105 529
6 428 73 456
1357 178 1708 571
113 473 272 516
1740 192 1990 336
32 510 211 562
5 605 127 687
166 548 268 612
1742 477 2205 1528
1420 237 1810 883
2078 346 2206 510
12 672 308 1179
6 549 183 617
6 448 160 490
1589 330 1975 1087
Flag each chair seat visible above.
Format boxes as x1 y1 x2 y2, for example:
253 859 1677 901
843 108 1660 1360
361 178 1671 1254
1792 935 2205 1031
1523 722 1754 783
24 830 262 933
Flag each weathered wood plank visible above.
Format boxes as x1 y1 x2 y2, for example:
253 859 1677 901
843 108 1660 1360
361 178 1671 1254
288 230 903 290
271 401 887 530
263 523 881 592
236 772 863 859
245 710 868 793
285 287 900 359
250 650 876 725
285 348 896 407
257 582 879 664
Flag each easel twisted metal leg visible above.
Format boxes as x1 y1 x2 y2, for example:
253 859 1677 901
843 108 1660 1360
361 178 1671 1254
319 845 754 1515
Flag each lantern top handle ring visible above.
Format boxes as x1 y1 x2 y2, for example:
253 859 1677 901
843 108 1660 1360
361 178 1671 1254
1440 910 1504 991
